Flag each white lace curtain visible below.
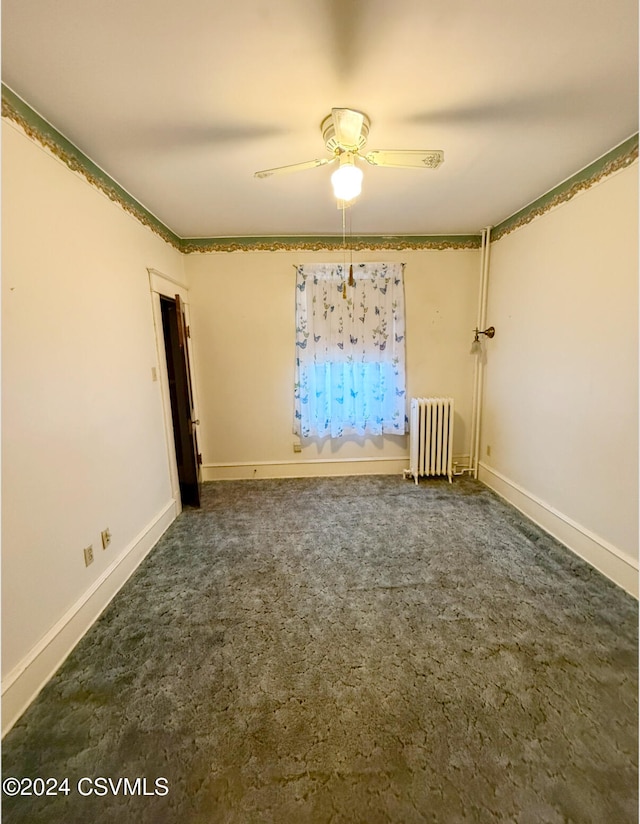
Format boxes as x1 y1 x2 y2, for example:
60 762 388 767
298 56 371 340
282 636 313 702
294 262 407 438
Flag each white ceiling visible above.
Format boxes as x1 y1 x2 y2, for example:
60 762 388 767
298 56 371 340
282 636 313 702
2 0 638 239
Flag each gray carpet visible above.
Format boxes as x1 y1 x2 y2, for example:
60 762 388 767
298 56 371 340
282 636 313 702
1 476 637 823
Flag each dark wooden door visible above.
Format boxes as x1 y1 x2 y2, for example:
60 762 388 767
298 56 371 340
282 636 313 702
160 295 201 508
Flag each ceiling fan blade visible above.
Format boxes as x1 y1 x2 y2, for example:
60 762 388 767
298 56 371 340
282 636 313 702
363 149 444 169
331 108 365 150
254 157 334 179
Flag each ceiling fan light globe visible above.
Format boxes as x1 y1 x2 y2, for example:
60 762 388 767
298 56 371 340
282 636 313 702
331 163 363 201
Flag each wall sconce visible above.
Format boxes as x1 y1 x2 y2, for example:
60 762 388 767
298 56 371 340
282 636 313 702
470 326 495 354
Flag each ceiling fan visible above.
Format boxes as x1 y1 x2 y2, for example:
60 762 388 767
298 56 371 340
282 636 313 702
254 108 444 203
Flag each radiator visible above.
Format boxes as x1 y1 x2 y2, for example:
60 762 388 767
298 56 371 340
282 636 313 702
408 397 454 484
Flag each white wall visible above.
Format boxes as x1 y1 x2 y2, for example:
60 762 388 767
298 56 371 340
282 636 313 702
1 120 186 731
185 247 480 479
479 163 638 595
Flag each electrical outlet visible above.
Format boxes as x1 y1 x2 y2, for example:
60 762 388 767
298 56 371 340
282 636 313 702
83 545 94 567
101 528 111 550
293 443 302 453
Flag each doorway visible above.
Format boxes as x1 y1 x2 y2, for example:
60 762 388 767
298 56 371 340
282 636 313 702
159 295 201 508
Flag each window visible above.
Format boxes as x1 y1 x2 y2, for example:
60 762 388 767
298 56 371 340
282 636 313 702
294 262 407 438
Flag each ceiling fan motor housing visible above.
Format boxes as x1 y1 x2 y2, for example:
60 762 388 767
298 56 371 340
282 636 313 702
321 110 370 153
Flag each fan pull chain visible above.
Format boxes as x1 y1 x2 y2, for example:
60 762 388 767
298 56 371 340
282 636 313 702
348 206 355 287
342 203 347 299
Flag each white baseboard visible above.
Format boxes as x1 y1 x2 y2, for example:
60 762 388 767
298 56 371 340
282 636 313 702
1 500 178 737
478 462 638 598
202 454 475 482
202 457 411 481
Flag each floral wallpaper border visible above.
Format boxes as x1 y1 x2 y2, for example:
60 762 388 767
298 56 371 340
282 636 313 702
3 83 637 253
491 134 638 241
180 235 481 253
2 85 183 249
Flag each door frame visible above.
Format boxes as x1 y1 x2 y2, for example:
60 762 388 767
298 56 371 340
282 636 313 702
148 267 201 513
